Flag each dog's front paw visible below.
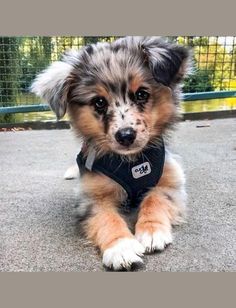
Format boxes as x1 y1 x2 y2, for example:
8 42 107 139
135 230 173 253
102 238 145 271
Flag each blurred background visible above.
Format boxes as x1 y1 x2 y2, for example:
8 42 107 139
0 36 236 123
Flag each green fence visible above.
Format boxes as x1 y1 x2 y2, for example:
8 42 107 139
1 36 236 123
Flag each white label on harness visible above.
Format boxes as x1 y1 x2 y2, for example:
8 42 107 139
131 162 151 179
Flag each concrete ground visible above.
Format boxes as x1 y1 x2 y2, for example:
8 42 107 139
0 118 235 272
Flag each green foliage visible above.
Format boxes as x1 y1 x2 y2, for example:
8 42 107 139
0 36 236 123
0 37 21 122
183 69 214 93
179 36 235 91
194 38 232 90
18 37 53 91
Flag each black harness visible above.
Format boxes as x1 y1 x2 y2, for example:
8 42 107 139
77 138 165 208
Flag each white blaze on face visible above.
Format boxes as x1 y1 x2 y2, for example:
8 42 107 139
114 102 136 129
108 100 150 153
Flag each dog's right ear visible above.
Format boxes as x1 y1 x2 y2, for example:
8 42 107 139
31 50 80 119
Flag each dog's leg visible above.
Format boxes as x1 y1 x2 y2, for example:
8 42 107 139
135 192 174 252
135 154 187 253
79 173 144 270
85 202 144 270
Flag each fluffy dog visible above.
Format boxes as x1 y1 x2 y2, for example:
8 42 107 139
32 36 191 270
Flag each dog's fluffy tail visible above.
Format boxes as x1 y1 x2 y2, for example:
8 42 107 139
64 164 80 180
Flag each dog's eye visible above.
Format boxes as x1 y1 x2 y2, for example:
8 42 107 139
135 88 150 102
92 96 108 113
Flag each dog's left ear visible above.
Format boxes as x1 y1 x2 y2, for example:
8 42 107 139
31 50 80 119
141 37 191 87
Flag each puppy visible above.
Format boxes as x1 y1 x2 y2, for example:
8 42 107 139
32 37 191 270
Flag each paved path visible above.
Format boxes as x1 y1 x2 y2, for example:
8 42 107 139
0 119 235 271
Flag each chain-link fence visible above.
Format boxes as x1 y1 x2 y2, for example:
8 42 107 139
0 36 236 122
0 37 114 107
176 36 236 92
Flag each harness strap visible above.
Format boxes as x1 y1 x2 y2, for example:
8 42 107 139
77 139 165 208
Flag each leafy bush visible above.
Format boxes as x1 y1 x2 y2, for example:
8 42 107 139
183 69 214 93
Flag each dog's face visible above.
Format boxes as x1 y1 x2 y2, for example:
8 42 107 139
32 37 190 156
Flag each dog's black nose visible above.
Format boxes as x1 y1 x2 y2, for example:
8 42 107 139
115 127 137 146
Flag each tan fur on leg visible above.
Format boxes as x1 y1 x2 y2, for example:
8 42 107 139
135 192 173 253
135 153 186 252
80 173 144 270
86 203 133 252
85 204 144 270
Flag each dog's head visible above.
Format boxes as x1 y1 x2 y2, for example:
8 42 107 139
32 37 191 156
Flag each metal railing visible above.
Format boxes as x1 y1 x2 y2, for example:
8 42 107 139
1 91 236 115
0 36 236 122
